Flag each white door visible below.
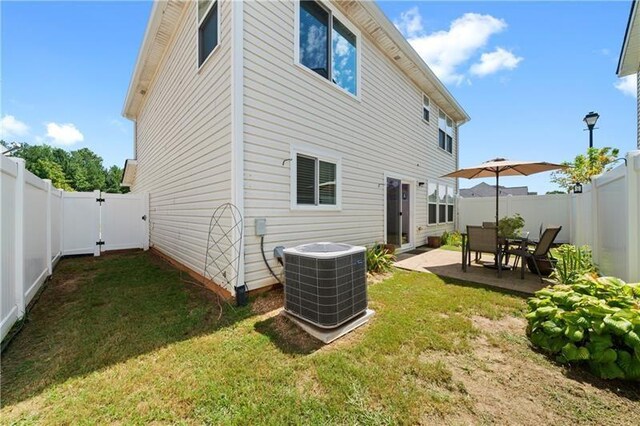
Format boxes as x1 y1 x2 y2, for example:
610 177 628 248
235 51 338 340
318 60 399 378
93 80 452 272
386 177 413 250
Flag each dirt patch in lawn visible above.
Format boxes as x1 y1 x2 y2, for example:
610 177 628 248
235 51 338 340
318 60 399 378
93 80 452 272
251 290 284 315
425 315 640 425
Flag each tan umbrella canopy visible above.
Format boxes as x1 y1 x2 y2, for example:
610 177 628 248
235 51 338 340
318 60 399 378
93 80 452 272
442 158 568 269
443 158 568 179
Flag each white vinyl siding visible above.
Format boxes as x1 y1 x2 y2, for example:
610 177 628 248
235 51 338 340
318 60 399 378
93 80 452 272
242 0 458 289
131 1 232 283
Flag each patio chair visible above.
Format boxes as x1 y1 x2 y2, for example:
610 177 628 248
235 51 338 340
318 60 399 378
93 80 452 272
467 222 496 262
505 226 562 282
465 225 499 270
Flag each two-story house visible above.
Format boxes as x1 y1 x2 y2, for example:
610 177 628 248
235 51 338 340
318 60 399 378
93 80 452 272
121 0 469 297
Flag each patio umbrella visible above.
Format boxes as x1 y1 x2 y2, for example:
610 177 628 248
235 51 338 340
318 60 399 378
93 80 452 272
442 158 568 269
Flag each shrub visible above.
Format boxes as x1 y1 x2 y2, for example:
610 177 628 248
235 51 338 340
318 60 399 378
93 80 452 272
526 275 640 380
441 230 462 247
498 213 525 238
551 244 597 284
366 243 395 274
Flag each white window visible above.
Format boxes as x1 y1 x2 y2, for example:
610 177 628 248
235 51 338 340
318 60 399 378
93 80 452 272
438 184 447 224
427 183 455 224
291 148 341 209
296 0 359 97
427 183 438 225
198 0 219 67
422 95 430 123
438 111 454 153
446 186 455 222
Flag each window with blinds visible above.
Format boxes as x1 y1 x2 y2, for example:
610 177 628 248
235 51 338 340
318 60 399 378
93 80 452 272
295 153 338 207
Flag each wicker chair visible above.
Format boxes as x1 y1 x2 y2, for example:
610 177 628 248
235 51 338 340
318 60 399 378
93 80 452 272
505 226 562 282
465 225 498 270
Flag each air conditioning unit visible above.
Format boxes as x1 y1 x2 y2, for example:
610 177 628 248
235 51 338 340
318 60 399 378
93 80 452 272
283 242 367 328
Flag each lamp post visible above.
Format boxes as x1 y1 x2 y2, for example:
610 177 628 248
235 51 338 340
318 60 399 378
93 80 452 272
583 111 599 149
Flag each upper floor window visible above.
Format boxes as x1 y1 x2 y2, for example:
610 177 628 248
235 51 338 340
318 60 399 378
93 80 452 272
422 95 430 123
292 148 342 209
438 111 454 153
298 0 358 96
198 0 219 67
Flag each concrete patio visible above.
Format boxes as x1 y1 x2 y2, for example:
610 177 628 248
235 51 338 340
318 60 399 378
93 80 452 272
395 248 553 294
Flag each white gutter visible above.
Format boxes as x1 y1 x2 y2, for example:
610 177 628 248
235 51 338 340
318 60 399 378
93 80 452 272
231 0 245 289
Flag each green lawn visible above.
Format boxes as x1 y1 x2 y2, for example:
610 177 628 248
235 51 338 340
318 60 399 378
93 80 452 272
1 252 638 424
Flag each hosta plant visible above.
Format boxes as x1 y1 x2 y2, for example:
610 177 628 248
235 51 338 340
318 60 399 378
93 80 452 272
366 243 395 274
526 275 640 381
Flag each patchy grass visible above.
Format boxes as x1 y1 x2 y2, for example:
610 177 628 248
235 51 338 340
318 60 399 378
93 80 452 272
1 253 638 424
440 244 462 252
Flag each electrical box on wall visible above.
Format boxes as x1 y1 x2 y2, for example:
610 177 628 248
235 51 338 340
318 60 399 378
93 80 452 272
255 218 267 236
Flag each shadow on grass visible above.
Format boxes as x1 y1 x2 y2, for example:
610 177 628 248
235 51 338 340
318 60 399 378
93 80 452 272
432 273 533 298
0 252 256 407
524 345 640 401
253 314 323 355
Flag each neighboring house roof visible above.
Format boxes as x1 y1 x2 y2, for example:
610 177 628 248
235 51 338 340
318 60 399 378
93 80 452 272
122 0 470 124
617 0 639 76
459 182 537 198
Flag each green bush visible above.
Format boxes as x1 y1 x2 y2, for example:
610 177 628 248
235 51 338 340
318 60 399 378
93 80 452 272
526 275 640 380
441 230 463 247
551 244 597 284
498 213 525 238
366 243 395 274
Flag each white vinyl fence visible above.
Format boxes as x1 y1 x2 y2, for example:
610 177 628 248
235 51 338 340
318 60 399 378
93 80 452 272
1 156 149 340
458 150 640 282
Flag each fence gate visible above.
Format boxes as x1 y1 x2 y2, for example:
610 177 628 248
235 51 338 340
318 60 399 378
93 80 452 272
62 191 148 256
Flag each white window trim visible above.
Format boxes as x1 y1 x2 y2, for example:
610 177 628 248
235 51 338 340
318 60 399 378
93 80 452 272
197 0 221 72
293 0 362 101
427 181 455 226
290 145 342 211
437 110 454 155
422 94 430 124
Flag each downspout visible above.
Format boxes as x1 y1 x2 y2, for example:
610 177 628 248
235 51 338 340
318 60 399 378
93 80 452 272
230 0 245 292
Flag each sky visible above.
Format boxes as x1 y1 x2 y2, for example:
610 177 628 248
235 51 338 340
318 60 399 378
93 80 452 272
1 1 637 194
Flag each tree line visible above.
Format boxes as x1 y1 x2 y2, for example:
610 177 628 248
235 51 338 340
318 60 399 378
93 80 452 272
1 141 128 193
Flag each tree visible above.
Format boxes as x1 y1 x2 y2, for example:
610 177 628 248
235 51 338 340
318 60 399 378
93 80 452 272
104 165 129 194
32 158 73 191
546 190 565 195
2 142 127 193
550 147 620 192
67 148 106 192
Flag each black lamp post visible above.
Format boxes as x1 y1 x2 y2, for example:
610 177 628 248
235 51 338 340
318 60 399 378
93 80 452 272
583 111 599 149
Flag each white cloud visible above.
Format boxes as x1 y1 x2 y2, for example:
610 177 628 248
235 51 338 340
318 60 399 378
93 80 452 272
45 122 84 146
394 7 423 38
470 47 523 77
614 75 637 98
0 115 29 140
397 10 511 85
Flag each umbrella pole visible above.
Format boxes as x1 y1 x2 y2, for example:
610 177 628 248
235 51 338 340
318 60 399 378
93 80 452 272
496 171 501 277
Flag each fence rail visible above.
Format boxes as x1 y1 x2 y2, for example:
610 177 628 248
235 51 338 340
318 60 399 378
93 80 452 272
1 156 149 341
458 150 640 282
